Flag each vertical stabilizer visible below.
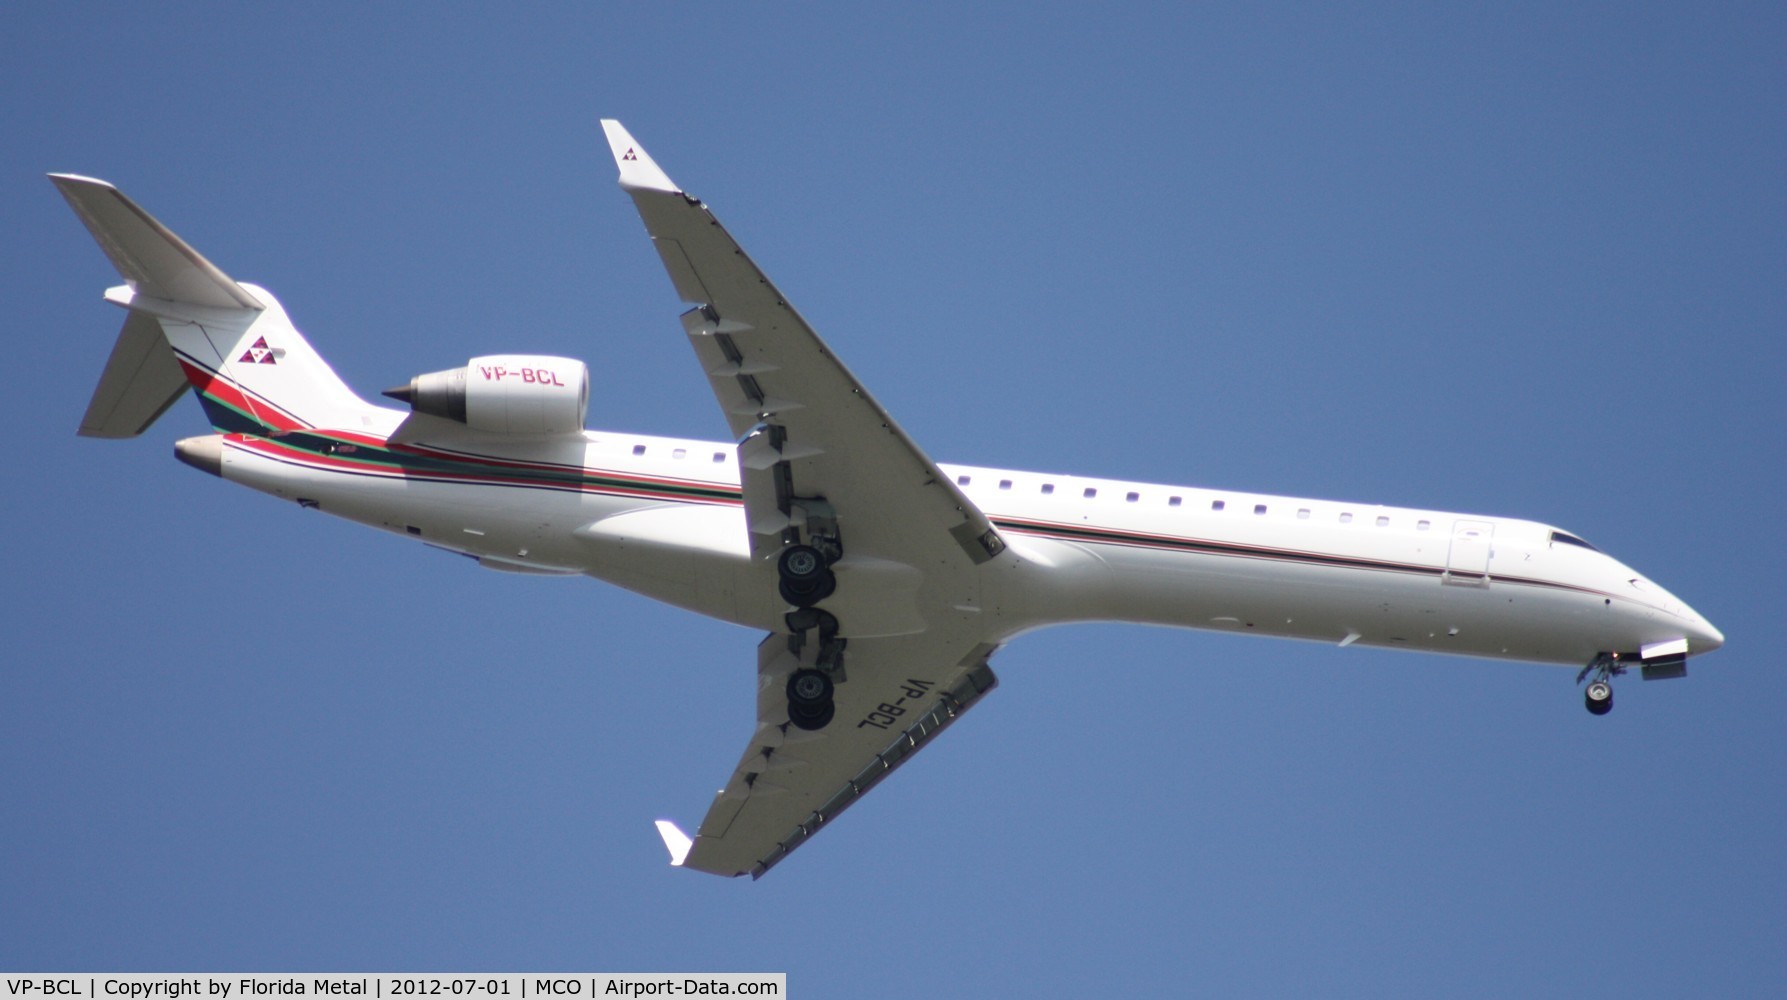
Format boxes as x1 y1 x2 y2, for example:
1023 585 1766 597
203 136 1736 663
145 284 378 434
56 174 382 436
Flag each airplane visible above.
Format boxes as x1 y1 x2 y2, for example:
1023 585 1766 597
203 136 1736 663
53 120 1723 879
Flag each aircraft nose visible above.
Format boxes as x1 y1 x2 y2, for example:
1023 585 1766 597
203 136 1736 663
1678 601 1724 654
1693 618 1725 654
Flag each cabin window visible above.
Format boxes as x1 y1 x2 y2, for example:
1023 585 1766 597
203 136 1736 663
1042 483 1055 495
672 448 686 460
632 444 647 456
1340 512 1353 523
1126 492 1140 503
1297 508 1311 519
1376 516 1390 527
1211 500 1226 511
1168 496 1183 507
1084 488 1098 499
713 452 726 463
1550 531 1600 552
957 475 971 486
1417 520 1431 531
1254 504 1267 515
999 479 1012 490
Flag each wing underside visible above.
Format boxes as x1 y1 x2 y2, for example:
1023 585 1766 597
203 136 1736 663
670 632 999 878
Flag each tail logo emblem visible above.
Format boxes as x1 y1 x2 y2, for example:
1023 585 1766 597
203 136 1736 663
238 336 282 366
623 148 638 161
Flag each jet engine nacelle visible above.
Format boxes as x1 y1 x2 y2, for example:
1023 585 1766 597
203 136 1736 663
385 355 590 435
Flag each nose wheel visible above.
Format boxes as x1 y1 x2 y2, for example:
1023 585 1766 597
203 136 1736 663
1576 653 1626 716
1584 680 1613 715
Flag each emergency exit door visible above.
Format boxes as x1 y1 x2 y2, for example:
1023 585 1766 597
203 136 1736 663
1444 520 1494 587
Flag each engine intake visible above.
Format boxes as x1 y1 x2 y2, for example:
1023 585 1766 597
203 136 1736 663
384 355 589 435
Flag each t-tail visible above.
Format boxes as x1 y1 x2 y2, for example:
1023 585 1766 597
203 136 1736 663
52 175 376 440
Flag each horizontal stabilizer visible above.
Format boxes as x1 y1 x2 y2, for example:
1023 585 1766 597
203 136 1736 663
79 311 187 438
50 174 262 310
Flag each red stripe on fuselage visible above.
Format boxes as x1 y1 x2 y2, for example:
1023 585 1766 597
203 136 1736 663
176 356 309 433
225 435 745 506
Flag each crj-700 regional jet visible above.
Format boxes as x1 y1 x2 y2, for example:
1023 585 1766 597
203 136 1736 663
56 121 1723 878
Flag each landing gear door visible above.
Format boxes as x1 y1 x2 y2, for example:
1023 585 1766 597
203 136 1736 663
1443 520 1494 587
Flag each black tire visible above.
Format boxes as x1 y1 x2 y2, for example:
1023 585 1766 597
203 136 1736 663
1585 681 1613 715
788 699 835 731
779 545 828 583
788 668 834 707
787 669 835 731
779 572 836 607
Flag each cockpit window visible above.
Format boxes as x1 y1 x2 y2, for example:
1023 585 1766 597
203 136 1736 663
1550 531 1600 552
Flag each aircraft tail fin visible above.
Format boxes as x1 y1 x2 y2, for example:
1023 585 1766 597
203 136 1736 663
54 175 381 436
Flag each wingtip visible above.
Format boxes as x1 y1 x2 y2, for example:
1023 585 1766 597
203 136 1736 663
601 119 681 194
654 819 694 867
48 173 115 192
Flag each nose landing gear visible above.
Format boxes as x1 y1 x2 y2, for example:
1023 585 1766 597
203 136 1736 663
1584 679 1613 715
1577 653 1627 716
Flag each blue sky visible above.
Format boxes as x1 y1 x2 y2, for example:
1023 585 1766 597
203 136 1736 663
4 3 1784 995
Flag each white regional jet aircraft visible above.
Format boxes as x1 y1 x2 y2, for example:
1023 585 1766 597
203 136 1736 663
56 121 1723 878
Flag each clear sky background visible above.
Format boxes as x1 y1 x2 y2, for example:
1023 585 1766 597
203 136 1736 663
4 3 1784 996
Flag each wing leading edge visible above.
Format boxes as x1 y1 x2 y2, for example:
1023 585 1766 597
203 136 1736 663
603 120 1007 875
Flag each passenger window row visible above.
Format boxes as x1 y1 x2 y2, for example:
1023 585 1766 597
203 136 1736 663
950 472 1433 530
628 443 729 463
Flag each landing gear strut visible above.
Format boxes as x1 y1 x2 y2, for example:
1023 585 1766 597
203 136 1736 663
1577 653 1626 716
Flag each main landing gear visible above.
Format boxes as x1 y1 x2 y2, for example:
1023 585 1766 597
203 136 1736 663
786 667 836 731
778 543 837 607
1577 653 1627 716
778 535 844 731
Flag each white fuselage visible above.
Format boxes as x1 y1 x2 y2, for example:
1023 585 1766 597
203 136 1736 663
205 412 1723 672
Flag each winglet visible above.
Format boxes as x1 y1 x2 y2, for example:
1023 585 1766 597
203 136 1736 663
654 819 694 867
601 120 680 194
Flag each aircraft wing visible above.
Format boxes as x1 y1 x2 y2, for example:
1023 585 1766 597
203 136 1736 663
600 120 1006 570
603 121 1012 875
659 631 999 878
